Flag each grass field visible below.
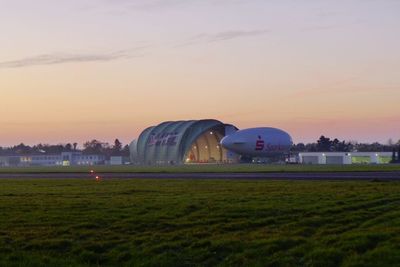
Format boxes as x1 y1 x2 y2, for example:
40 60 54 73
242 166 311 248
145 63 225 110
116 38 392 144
1 164 400 174
1 179 400 266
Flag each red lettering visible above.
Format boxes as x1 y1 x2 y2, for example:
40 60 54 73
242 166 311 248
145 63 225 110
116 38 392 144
255 140 265 151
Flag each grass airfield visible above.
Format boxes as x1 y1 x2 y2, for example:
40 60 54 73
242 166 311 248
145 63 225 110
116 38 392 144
1 178 400 266
1 163 400 174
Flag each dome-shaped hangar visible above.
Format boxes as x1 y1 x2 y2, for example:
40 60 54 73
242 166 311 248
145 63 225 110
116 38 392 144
130 119 238 165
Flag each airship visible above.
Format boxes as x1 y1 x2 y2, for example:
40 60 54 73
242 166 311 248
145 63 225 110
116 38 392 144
221 127 293 158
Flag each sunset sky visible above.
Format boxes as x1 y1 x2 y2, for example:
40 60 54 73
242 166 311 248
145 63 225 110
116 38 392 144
1 0 399 146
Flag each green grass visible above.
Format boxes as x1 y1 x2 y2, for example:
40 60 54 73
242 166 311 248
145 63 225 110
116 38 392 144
1 179 400 266
1 164 400 174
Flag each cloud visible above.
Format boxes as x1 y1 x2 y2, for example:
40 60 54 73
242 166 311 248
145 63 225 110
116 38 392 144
176 29 269 47
0 28 269 69
100 0 190 11
299 20 365 33
201 30 269 42
0 47 148 69
101 0 250 10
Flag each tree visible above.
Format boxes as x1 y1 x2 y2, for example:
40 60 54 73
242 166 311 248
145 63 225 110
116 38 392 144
332 138 340 149
355 142 392 152
334 140 353 152
13 143 32 154
83 140 106 154
392 148 396 163
306 143 317 152
73 143 78 151
398 146 400 162
121 145 130 157
65 143 73 151
39 144 65 154
291 143 306 152
316 136 332 152
388 138 394 146
113 139 122 155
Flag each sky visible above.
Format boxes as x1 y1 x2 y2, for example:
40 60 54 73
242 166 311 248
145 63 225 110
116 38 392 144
1 0 399 146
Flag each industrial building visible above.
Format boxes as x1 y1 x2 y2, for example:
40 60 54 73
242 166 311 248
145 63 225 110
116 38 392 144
130 119 239 165
299 152 394 165
0 152 105 167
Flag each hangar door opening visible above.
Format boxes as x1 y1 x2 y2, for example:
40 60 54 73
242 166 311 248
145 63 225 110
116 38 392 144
184 127 229 163
302 156 319 164
326 156 344 165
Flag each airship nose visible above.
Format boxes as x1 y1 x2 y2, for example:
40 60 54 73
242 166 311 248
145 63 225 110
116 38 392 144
220 136 232 149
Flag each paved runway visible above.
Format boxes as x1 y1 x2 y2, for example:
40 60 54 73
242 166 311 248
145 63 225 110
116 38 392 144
1 172 400 180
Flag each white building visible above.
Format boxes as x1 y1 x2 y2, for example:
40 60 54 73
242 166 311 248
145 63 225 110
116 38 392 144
110 156 123 165
0 152 105 167
299 152 394 165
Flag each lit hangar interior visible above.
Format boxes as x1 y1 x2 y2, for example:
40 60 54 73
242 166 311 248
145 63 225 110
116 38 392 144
129 120 238 165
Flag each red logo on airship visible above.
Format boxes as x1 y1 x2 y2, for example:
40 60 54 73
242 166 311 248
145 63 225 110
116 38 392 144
255 135 265 151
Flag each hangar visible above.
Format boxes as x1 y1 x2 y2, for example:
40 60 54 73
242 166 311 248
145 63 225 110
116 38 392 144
130 119 238 165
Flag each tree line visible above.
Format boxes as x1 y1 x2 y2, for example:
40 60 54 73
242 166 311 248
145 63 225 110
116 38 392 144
1 136 399 159
292 136 400 153
0 139 130 158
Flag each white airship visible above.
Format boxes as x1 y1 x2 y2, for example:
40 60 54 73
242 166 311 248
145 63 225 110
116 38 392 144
221 127 293 158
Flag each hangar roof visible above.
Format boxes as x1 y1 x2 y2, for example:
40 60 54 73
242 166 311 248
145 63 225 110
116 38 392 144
131 119 235 165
